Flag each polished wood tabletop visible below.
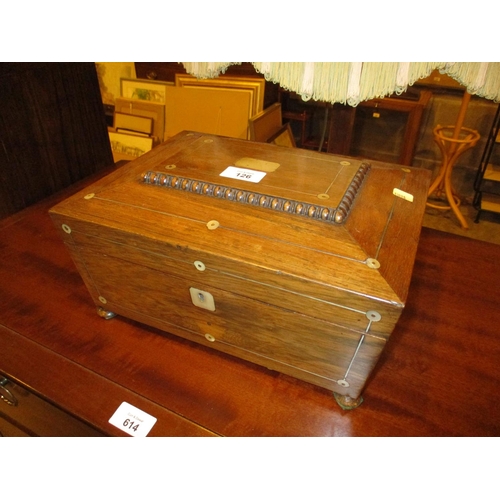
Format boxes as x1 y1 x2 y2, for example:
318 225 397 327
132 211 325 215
1 168 499 436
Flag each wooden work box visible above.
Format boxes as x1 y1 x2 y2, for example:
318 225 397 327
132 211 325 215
49 131 430 409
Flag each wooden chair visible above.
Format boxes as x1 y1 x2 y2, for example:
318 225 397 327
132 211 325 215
278 89 313 147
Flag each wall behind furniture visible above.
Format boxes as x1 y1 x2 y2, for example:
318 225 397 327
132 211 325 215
95 62 136 105
0 63 113 219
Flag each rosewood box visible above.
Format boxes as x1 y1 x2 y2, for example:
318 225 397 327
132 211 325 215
50 131 430 409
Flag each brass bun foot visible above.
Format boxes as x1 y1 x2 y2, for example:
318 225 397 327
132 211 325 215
334 392 364 410
97 307 117 320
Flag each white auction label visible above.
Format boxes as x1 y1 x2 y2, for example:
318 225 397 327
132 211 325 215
220 166 266 183
108 401 157 437
393 187 414 203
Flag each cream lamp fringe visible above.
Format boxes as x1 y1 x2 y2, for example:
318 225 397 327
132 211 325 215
180 62 500 105
442 62 500 102
180 62 240 79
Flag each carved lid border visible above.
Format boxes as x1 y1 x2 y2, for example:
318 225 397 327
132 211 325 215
142 163 370 225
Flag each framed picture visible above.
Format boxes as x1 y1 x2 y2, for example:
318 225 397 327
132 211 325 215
175 74 265 118
108 131 153 162
114 112 153 136
120 78 173 103
114 97 166 142
164 86 252 140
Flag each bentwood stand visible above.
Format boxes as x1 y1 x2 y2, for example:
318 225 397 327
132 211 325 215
426 92 480 230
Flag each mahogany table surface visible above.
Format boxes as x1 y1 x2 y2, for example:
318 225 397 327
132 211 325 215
1 167 499 437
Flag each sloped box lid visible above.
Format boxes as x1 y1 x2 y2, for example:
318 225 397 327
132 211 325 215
50 131 431 307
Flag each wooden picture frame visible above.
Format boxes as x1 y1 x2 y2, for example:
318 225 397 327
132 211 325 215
249 103 283 142
114 97 166 142
164 86 252 140
175 74 265 119
120 78 173 103
113 112 153 136
108 131 153 162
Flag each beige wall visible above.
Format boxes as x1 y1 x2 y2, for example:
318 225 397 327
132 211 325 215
95 63 136 105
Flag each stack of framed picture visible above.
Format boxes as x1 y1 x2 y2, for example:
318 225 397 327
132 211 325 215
170 74 264 140
109 78 173 161
109 75 266 160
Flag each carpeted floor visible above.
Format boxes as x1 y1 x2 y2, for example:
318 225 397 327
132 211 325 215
423 201 500 245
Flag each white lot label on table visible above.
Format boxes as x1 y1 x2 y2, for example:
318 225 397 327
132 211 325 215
108 401 157 437
220 166 267 183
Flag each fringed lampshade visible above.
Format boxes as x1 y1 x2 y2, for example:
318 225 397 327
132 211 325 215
180 62 500 106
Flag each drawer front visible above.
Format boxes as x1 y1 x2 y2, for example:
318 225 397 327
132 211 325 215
79 250 387 392
0 414 31 437
0 378 104 437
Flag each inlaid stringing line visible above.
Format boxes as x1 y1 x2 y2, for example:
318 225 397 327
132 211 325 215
342 334 366 381
375 172 408 259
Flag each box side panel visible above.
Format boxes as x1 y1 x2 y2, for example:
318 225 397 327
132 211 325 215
76 246 386 399
373 167 431 302
346 164 431 302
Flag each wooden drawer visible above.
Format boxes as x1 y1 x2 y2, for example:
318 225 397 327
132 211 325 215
0 377 104 437
0 414 30 437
